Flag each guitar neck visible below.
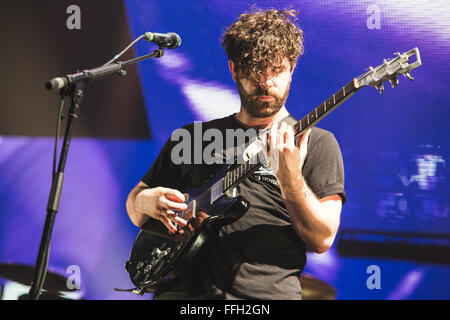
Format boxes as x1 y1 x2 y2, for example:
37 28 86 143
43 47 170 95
292 78 359 137
222 78 360 192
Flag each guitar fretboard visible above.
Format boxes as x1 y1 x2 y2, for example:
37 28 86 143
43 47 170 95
223 78 359 192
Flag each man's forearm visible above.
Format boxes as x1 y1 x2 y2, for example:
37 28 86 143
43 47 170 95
126 186 150 227
279 177 340 253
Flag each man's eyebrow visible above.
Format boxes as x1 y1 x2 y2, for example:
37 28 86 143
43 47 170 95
269 64 288 74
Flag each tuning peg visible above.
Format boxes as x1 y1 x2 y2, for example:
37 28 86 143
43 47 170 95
376 83 384 94
403 71 414 81
389 76 399 88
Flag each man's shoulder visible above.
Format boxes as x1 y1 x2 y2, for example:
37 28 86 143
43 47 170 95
309 126 340 150
310 126 335 139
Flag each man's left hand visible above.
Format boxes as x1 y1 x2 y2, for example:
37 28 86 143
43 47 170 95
262 121 311 187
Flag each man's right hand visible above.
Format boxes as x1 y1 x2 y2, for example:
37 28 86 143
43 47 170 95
135 186 189 233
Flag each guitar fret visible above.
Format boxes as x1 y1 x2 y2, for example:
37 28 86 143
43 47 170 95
334 87 344 103
345 80 355 95
308 110 316 123
326 97 334 110
301 117 308 130
315 104 324 121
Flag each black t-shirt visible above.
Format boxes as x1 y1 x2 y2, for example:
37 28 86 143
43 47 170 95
141 113 346 299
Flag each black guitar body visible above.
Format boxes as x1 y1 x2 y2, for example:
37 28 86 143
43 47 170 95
125 164 250 293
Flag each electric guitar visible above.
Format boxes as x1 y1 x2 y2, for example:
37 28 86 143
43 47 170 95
125 48 422 295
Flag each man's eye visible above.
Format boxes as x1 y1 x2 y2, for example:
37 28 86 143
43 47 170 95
272 66 287 75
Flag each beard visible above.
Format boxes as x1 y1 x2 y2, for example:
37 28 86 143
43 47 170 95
236 78 291 118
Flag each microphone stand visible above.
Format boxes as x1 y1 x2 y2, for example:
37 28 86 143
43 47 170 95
28 47 165 300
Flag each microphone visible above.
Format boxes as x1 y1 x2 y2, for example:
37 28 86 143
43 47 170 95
144 32 181 49
45 64 124 90
46 77 69 90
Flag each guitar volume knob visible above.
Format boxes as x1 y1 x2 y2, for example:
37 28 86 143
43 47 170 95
151 248 162 256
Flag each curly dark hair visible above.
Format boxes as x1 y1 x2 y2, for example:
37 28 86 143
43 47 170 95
222 8 304 81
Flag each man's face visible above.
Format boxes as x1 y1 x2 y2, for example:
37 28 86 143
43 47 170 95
232 59 293 118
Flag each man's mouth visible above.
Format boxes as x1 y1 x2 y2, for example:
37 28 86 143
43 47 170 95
254 95 274 100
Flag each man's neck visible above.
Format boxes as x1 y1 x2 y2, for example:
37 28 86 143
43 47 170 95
235 106 290 129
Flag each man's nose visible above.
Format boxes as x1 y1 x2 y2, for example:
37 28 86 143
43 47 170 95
257 72 275 89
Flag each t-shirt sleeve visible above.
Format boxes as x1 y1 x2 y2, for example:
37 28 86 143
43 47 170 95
141 137 184 190
303 129 346 204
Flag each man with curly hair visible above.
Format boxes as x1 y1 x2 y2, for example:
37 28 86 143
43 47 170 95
126 9 345 300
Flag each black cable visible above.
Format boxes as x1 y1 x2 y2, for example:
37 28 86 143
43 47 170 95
102 34 146 67
53 96 65 179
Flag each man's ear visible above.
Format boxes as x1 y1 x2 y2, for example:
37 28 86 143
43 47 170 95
228 60 237 82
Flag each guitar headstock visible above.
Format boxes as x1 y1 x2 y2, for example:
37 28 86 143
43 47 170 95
356 47 422 94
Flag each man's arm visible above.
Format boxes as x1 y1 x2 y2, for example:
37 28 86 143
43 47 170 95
126 181 188 231
265 121 343 253
280 179 342 253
